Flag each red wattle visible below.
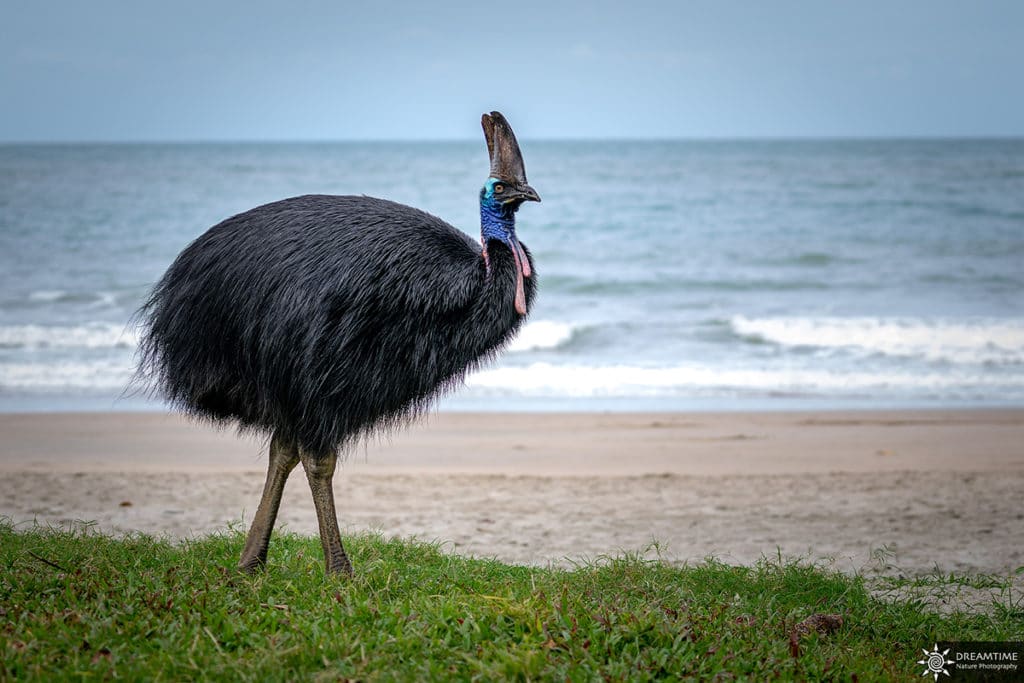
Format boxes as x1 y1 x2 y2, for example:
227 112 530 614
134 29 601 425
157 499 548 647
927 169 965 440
509 243 527 315
516 239 531 278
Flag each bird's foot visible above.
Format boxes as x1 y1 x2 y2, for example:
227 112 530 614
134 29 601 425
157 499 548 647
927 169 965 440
236 552 268 575
325 548 354 577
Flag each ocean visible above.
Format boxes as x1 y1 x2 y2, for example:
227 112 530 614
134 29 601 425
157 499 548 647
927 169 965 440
1 139 1022 412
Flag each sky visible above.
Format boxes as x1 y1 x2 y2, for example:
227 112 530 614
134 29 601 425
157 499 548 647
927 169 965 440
1 1 1022 141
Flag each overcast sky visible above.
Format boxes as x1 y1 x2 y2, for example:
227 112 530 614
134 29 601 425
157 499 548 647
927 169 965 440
2 1 1022 141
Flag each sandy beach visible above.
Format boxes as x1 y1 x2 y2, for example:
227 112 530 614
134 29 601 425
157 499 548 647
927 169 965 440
1 410 1022 577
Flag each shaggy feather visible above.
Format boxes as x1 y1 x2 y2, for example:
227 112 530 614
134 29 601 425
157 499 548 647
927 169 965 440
137 194 536 456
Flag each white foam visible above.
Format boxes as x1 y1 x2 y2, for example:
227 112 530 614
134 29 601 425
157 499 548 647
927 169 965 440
28 290 68 302
0 359 134 390
0 323 138 350
3 355 1019 398
465 362 1022 398
25 290 119 308
90 292 119 308
506 320 577 352
731 316 1024 364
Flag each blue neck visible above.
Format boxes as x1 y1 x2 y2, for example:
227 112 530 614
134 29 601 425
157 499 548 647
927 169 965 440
480 190 516 245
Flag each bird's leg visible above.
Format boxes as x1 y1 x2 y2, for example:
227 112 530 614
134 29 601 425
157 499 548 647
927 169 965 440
299 448 353 576
237 432 299 573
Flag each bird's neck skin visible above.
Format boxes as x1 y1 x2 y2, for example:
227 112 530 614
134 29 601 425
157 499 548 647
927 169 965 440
479 186 531 315
479 194 516 248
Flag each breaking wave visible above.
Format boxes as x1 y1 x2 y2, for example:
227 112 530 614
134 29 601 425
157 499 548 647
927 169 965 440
731 316 1024 365
506 320 579 352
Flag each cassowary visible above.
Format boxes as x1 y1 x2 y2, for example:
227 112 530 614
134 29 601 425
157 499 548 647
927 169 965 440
138 112 539 575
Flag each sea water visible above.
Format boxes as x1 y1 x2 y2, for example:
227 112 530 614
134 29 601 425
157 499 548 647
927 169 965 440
1 140 1022 412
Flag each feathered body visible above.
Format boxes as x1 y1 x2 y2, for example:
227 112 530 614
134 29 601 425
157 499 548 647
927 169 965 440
139 194 536 455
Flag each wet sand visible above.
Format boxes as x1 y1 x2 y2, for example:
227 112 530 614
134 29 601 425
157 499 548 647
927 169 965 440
1 410 1022 575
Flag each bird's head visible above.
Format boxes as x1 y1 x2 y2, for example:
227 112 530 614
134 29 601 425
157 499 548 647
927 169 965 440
480 111 541 210
479 111 540 315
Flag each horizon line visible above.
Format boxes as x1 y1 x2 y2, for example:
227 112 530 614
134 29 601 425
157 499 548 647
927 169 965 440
2 134 1024 146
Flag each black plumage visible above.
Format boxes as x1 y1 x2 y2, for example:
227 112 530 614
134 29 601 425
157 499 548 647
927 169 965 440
140 195 535 454
136 112 540 575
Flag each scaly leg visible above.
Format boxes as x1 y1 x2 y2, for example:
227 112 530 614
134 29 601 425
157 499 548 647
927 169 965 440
299 448 353 576
237 432 299 573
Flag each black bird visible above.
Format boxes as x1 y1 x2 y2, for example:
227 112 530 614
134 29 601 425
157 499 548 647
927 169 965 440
138 112 540 575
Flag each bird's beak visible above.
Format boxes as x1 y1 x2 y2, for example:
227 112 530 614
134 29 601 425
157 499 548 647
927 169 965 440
503 184 541 206
519 184 541 203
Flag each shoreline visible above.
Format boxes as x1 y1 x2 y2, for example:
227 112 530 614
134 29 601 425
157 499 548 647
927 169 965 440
2 409 1022 575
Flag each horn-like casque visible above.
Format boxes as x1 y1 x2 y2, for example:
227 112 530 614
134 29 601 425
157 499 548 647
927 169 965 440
482 111 529 185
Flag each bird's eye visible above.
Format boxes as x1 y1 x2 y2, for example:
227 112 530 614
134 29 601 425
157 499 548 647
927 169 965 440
493 184 504 194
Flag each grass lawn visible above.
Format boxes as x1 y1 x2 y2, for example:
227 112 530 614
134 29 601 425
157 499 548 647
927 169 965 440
1 520 1020 681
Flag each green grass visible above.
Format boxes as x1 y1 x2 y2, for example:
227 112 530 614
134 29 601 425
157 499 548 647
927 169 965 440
1 521 1020 681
